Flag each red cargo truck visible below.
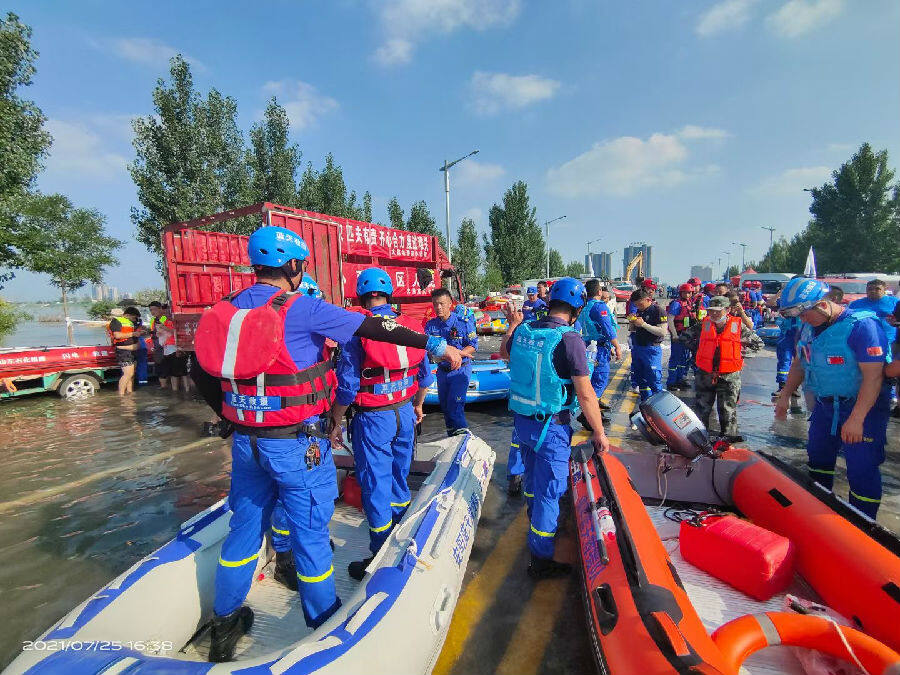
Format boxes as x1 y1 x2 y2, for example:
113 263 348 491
162 202 461 349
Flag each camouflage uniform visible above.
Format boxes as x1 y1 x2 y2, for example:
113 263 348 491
680 319 763 437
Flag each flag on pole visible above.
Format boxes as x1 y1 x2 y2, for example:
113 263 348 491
803 246 817 278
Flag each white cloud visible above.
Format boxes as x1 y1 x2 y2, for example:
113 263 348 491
373 0 520 65
751 166 832 195
453 160 505 186
44 119 128 179
547 127 728 198
92 37 205 71
766 0 843 38
696 0 759 37
677 125 730 140
261 80 339 131
469 71 561 115
461 207 484 225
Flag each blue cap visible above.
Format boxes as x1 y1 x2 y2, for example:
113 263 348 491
248 227 309 267
356 267 393 296
549 277 587 309
526 286 538 294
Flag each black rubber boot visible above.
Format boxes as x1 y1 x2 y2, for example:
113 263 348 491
598 400 611 410
273 551 298 591
507 474 523 497
348 556 374 581
576 412 593 432
208 606 254 662
527 555 572 580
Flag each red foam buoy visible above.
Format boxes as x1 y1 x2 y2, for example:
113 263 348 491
342 473 363 511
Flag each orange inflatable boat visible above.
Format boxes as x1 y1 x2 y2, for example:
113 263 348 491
570 391 900 675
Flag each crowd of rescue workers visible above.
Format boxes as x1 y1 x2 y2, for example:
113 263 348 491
103 225 899 663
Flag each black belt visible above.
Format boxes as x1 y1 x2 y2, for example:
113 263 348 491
233 418 333 439
353 398 413 413
231 361 332 387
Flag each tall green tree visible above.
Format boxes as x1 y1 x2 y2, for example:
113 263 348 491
18 193 122 343
725 265 739 279
485 181 545 285
297 162 323 212
387 197 405 230
247 97 300 205
318 153 347 216
548 249 565 276
452 217 482 295
0 12 51 270
406 200 445 249
130 55 252 256
362 192 373 222
565 260 586 277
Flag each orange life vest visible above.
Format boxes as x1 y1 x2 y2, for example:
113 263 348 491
108 316 136 346
354 308 426 409
695 316 743 374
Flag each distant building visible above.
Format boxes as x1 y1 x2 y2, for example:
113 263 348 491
584 252 613 278
623 243 652 282
690 265 713 282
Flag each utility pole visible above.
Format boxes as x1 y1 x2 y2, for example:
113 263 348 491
760 226 776 271
731 241 748 270
438 149 479 264
544 215 567 278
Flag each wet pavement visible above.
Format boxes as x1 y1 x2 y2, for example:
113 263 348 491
0 331 898 671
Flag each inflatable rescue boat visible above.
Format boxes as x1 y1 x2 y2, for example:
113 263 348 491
423 358 510 405
7 433 495 674
571 390 900 675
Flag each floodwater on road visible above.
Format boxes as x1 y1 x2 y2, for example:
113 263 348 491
0 331 897 672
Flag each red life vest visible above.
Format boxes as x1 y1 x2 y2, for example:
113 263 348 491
352 308 426 409
194 290 336 428
669 296 693 332
695 316 744 374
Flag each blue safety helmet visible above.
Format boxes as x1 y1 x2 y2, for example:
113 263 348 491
548 277 587 309
247 226 309 267
298 274 322 298
356 267 393 297
526 286 538 294
778 277 829 317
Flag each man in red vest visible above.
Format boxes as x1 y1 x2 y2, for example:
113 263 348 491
680 296 762 442
329 267 433 580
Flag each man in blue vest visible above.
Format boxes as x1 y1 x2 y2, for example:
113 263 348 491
580 278 621 420
774 278 890 518
195 227 461 661
522 286 546 321
501 278 610 579
330 268 433 580
425 288 478 436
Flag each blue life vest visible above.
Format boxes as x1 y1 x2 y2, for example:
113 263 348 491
776 316 801 346
580 299 602 342
798 310 876 400
508 322 577 419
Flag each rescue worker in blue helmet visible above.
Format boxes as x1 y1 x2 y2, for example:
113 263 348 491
774 277 890 518
194 226 462 662
773 290 802 404
579 278 622 425
425 287 478 436
522 286 546 321
298 273 323 298
329 267 433 580
501 277 610 579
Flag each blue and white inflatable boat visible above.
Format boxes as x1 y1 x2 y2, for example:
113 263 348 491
423 359 510 406
6 434 495 675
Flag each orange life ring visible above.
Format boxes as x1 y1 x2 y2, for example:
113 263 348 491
712 611 900 675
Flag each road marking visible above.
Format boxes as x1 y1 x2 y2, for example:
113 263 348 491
0 438 225 514
433 509 528 675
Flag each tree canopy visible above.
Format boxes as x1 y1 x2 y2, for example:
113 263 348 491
565 260 586 277
248 97 300 206
484 181 545 285
548 249 565 276
452 217 482 295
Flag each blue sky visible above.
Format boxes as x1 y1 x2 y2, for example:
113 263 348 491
4 0 899 300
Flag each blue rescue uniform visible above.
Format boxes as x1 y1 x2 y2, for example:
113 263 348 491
665 299 692 387
214 284 364 628
798 309 890 518
508 316 589 560
630 302 664 401
775 316 800 388
336 304 434 554
522 298 547 321
849 295 899 353
581 298 618 400
425 309 478 434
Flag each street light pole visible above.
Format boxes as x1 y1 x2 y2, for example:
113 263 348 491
543 215 567 278
722 251 731 279
731 241 748 270
438 149 479 264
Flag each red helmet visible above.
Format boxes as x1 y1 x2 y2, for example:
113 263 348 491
704 283 716 293
688 277 701 285
642 279 656 288
742 280 753 288
752 281 763 289
678 283 693 293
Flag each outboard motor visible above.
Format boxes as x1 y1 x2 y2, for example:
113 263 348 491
630 390 713 459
